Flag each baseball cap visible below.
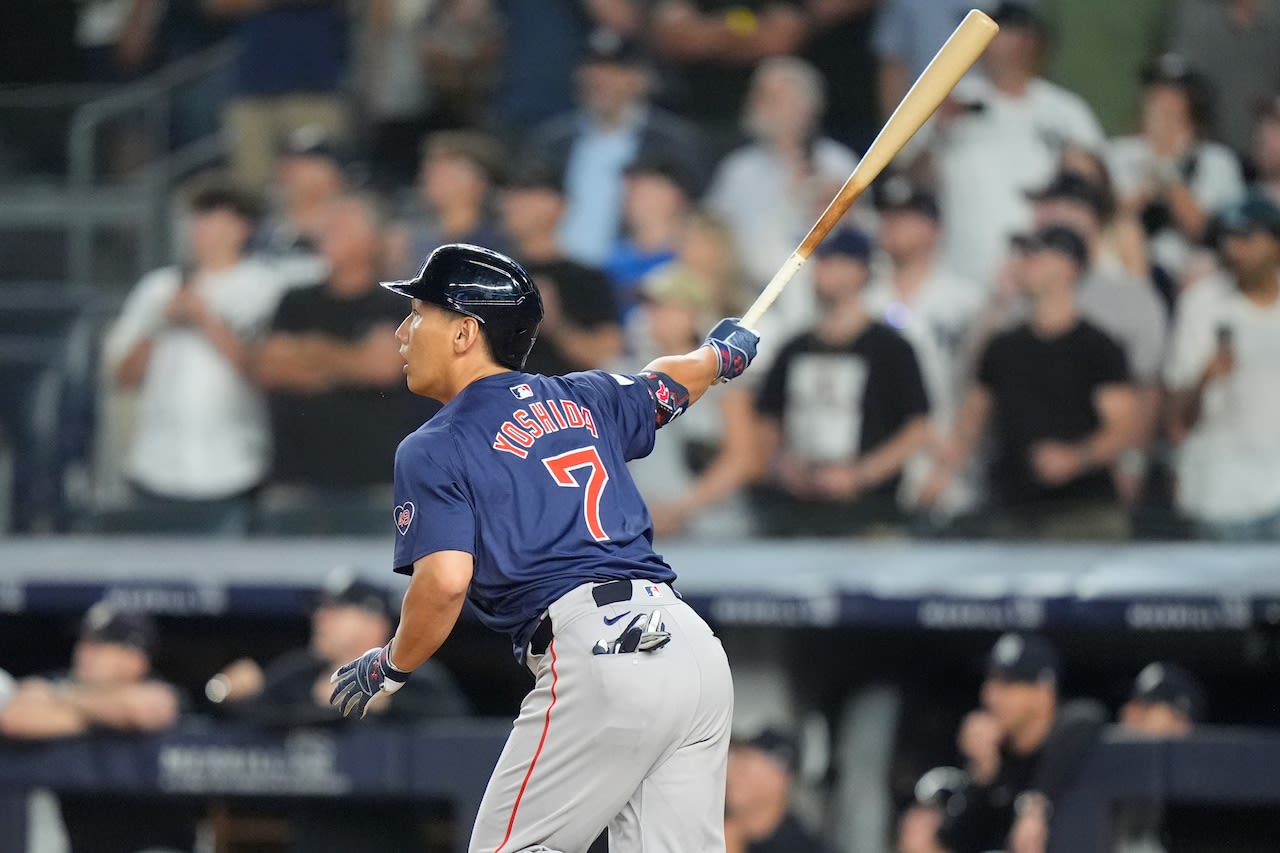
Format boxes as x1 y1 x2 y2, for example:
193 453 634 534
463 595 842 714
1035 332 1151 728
623 153 695 198
1026 170 1111 220
986 632 1060 686
875 175 940 221
1130 662 1206 722
1011 224 1089 269
733 727 800 774
1141 52 1205 89
583 27 648 67
1216 191 1280 238
283 125 351 168
79 601 157 657
316 573 395 622
814 227 874 264
990 1 1043 32
913 766 967 807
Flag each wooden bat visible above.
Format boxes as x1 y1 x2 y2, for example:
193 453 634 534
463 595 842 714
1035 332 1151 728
740 9 999 329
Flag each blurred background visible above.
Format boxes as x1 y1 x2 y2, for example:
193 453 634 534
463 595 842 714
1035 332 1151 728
2 0 1280 851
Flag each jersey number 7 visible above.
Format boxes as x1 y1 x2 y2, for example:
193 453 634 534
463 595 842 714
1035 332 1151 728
542 445 611 542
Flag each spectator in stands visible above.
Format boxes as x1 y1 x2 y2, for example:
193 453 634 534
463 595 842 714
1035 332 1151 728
74 0 157 82
420 0 504 129
873 0 982 122
677 209 750 319
210 0 351 190
755 228 931 537
801 0 877 153
390 130 507 277
604 154 694 322
896 766 966 853
1252 97 1280 209
922 226 1138 541
499 162 623 375
626 266 760 538
1106 54 1246 286
1057 144 1152 281
1168 0 1280 158
901 1 1105 289
707 56 859 342
103 183 280 534
650 0 809 157
526 27 705 267
863 177 984 524
255 127 349 285
1028 170 1169 504
939 633 1106 853
1165 193 1280 540
208 573 468 722
253 192 436 533
724 728 834 853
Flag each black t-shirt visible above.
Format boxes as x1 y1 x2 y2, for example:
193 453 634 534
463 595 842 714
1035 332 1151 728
521 258 619 376
267 283 438 487
747 813 834 853
756 323 930 502
977 321 1129 507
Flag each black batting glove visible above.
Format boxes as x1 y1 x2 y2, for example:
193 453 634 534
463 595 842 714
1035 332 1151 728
703 318 760 382
328 643 410 719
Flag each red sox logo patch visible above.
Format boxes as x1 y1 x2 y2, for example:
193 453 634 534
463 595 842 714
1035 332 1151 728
394 502 415 535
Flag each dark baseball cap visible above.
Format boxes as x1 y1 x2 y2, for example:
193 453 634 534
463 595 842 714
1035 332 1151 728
814 227 874 264
732 727 800 774
283 125 351 168
79 601 157 656
990 1 1043 32
1026 170 1110 220
986 632 1060 686
583 27 648 67
1141 52 1206 89
1130 662 1205 722
1012 224 1089 269
623 153 695 197
1216 191 1280 238
316 574 395 622
875 175 940 221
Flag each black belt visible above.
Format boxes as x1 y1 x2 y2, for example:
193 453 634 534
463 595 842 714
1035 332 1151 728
530 579 635 656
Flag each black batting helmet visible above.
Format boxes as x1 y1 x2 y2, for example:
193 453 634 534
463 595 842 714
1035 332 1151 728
382 243 543 370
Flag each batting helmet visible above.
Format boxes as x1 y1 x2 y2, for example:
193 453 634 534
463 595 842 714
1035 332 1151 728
381 243 543 370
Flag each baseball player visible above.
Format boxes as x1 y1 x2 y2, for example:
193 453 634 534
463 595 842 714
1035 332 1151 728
327 243 759 852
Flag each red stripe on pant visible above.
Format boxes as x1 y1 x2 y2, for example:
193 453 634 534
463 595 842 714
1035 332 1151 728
494 639 559 853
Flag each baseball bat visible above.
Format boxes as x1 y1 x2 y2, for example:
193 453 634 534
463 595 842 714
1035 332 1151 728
740 9 999 329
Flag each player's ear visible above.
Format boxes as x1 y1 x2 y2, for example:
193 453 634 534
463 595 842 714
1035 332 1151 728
452 316 483 355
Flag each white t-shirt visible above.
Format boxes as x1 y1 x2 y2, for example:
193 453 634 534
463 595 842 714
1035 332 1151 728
1163 274 1280 522
915 76 1105 288
1105 136 1245 278
103 261 286 499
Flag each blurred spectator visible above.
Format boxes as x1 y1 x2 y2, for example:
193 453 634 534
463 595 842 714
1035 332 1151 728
724 728 834 853
708 56 859 342
1164 193 1280 540
527 27 705 267
625 266 760 538
1057 144 1153 280
755 229 931 537
1113 662 1205 853
391 130 507 277
651 0 809 156
680 209 751 318
208 574 468 722
0 602 187 853
353 0 436 189
1038 0 1170 137
210 0 351 190
255 126 349 285
1252 97 1280 208
1028 170 1169 504
1106 54 1246 285
500 163 623 374
253 193 435 532
75 0 158 82
895 766 967 853
939 633 1106 853
923 226 1137 541
103 184 280 534
903 1 1105 288
421 0 504 129
802 0 877 152
1168 0 1280 157
864 177 984 523
604 154 694 321
872 0 986 122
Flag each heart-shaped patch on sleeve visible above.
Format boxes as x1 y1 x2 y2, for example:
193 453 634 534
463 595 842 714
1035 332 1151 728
394 502 415 535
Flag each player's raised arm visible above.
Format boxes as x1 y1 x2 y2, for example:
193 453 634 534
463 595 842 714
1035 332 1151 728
643 317 760 408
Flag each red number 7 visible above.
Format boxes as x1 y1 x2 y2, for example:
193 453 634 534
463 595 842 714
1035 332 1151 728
543 446 611 542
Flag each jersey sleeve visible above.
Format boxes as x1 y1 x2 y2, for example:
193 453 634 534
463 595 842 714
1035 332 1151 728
1089 329 1131 388
391 429 477 575
563 370 660 461
886 334 931 420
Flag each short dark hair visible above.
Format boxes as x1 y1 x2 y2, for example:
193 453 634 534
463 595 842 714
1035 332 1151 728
189 184 262 225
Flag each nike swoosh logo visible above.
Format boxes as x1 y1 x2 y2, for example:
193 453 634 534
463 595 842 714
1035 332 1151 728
603 611 632 626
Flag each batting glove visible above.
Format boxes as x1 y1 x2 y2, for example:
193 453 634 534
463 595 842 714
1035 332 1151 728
703 318 759 382
328 643 409 719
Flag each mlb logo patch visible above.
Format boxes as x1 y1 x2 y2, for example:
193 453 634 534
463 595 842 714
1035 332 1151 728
644 585 662 598
510 383 534 400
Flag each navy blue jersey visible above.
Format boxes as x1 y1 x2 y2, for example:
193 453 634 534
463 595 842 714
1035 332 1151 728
392 370 677 656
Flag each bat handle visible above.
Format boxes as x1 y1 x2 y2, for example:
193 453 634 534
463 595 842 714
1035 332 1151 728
741 251 808 330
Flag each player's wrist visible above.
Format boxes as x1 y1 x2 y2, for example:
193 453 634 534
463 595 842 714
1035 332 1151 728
382 642 411 680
